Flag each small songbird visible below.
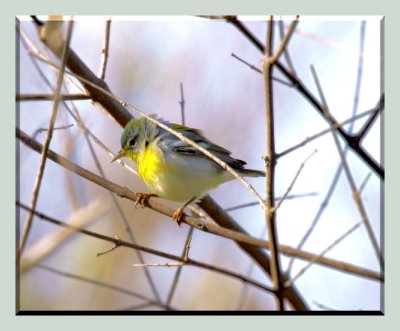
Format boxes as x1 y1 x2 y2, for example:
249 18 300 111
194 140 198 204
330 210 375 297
112 115 265 223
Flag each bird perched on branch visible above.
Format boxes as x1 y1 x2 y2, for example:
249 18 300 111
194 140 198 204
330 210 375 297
112 115 265 224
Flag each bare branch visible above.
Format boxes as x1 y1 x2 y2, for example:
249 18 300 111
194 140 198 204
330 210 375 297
17 93 91 101
278 20 297 76
96 236 122 257
32 124 74 140
356 95 384 141
224 193 318 212
98 17 112 80
230 53 293 87
263 16 285 311
270 15 299 64
359 173 372 194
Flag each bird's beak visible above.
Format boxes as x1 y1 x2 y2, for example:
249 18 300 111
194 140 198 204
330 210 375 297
111 150 128 163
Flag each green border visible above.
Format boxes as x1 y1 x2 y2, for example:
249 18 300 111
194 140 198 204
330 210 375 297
3 0 398 330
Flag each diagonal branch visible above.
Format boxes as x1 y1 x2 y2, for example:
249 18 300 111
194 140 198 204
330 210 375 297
17 93 91 101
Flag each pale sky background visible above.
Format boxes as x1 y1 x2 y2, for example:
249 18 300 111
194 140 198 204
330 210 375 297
17 16 382 311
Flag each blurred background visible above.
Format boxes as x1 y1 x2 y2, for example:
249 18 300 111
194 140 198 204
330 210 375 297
17 16 382 311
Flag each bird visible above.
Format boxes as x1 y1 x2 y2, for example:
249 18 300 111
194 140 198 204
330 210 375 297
112 115 265 224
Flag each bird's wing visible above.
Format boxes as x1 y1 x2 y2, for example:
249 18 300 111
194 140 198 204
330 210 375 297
157 123 247 170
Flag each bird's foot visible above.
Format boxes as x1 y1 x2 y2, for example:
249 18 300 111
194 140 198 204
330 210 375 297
172 207 185 226
135 193 158 208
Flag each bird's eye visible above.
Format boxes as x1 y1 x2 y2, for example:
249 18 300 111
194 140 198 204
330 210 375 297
129 138 137 147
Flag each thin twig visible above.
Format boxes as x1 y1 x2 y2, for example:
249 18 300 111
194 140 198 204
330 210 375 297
17 201 275 294
263 16 285 311
270 15 299 64
32 124 74 140
225 193 318 212
231 52 262 73
17 93 91 101
359 173 372 194
278 20 297 76
98 17 112 80
349 21 366 133
311 65 383 269
96 236 122 257
133 263 184 267
166 227 193 306
356 95 384 141
285 222 362 287
230 53 293 87
272 149 317 213
18 20 74 257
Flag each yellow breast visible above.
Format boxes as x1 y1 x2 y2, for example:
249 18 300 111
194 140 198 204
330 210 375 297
137 143 164 188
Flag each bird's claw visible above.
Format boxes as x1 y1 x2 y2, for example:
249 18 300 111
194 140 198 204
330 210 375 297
135 193 158 208
172 207 185 226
